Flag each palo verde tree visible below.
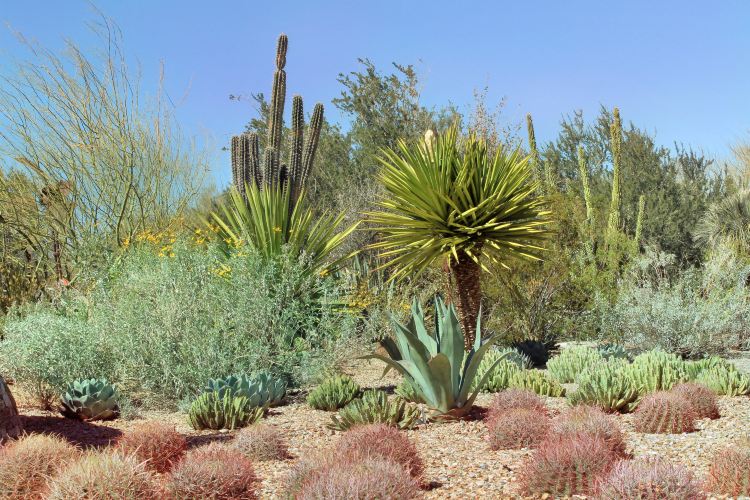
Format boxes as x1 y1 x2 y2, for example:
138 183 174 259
368 126 552 350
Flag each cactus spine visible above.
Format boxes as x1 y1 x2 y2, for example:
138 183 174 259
230 33 324 219
607 108 623 236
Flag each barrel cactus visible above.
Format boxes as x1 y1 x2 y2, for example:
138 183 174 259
0 375 22 443
598 457 706 500
671 382 720 419
633 391 697 434
707 442 750 498
696 365 750 396
188 391 264 430
486 407 550 450
59 378 120 421
509 370 566 397
568 360 638 413
547 346 603 383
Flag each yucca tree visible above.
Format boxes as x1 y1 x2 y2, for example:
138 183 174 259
694 189 750 254
367 126 552 349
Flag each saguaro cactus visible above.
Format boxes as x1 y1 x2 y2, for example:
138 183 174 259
1 375 22 443
230 34 324 216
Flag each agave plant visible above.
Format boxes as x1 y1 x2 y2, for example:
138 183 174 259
205 372 286 408
365 296 504 420
59 379 120 421
368 126 551 349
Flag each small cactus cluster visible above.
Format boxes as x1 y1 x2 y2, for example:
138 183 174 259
623 350 687 395
205 372 287 408
707 442 750 497
518 433 618 497
232 424 291 461
59 378 120 421
684 356 734 380
486 407 551 450
115 422 188 473
547 346 603 383
328 389 421 431
633 391 697 434
284 424 422 498
568 359 638 413
508 369 566 397
166 444 260 499
696 365 750 396
231 33 324 216
394 379 424 403
306 374 360 411
550 405 628 457
475 358 522 393
0 434 81 499
596 457 706 500
188 391 264 430
671 382 720 420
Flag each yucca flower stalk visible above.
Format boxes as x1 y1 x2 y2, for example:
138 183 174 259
367 126 552 349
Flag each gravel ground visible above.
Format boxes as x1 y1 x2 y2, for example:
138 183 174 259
8 358 750 499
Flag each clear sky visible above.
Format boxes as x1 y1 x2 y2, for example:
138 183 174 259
1 1 749 187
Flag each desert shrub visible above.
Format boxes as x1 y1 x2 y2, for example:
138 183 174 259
489 389 547 415
596 247 750 357
671 382 720 419
46 451 163 500
486 407 550 450
696 365 750 396
116 422 187 473
0 434 81 499
547 346 603 383
334 424 424 480
568 360 638 413
167 444 259 500
550 406 627 457
307 375 360 411
291 455 420 500
232 424 290 461
633 392 697 434
518 434 618 497
707 444 750 497
1 243 357 409
597 457 705 499
508 370 566 397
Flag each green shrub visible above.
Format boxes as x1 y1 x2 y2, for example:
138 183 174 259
328 390 421 431
187 391 264 430
547 346 603 383
307 375 360 411
509 370 566 397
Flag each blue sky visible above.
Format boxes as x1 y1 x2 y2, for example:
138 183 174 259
1 1 749 187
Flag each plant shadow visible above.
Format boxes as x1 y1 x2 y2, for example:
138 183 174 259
19 414 122 449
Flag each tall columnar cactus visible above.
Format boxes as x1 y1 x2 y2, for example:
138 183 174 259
634 194 646 247
607 107 623 236
230 33 324 218
526 113 540 177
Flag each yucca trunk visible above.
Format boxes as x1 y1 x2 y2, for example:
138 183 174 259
449 250 482 351
0 375 21 443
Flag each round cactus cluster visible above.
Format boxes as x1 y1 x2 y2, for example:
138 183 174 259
232 423 291 462
334 423 424 480
167 444 259 499
116 421 187 473
518 433 618 497
486 407 550 450
0 434 81 499
596 457 706 499
633 391 697 434
706 444 750 497
671 382 720 420
46 451 163 500
550 405 628 457
489 389 547 415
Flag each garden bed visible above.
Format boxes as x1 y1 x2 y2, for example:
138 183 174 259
9 359 750 499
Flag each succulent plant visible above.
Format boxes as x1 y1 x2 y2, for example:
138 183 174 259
489 388 548 415
367 296 505 420
167 444 260 500
474 358 522 393
684 356 735 380
519 434 618 497
496 346 534 368
232 424 290 461
623 350 688 395
508 369 566 397
334 423 424 480
59 378 120 421
568 360 638 413
707 443 750 497
547 346 603 383
512 339 556 366
633 391 697 434
486 407 551 450
549 405 628 457
696 365 750 396
306 375 360 411
597 343 629 361
394 379 424 403
671 382 720 419
597 457 706 500
188 391 264 430
328 390 421 431
116 422 187 473
205 371 286 408
0 374 21 443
